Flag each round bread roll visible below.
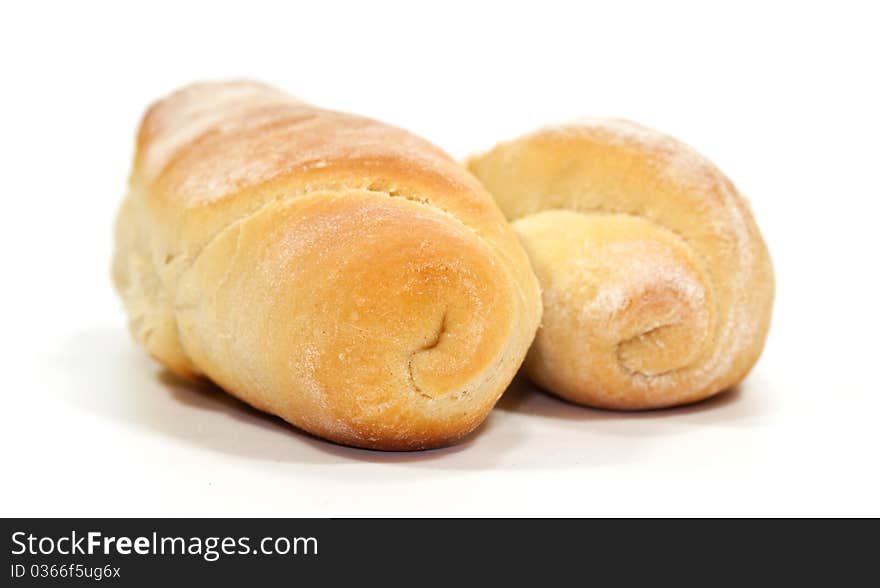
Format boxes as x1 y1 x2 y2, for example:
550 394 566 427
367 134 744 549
113 81 541 450
468 120 774 409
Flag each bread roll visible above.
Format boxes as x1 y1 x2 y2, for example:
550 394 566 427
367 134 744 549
468 120 773 409
113 81 541 450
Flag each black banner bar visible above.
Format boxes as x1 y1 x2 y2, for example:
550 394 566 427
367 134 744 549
2 519 874 585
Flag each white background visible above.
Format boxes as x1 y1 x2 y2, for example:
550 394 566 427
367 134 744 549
2 1 877 516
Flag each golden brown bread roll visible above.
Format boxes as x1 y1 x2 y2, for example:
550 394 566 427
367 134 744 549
112 81 541 450
468 120 774 409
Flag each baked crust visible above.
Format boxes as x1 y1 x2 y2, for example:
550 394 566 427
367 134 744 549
113 81 541 449
468 120 774 409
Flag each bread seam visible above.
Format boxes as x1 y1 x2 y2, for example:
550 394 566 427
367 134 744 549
172 183 480 286
406 311 448 399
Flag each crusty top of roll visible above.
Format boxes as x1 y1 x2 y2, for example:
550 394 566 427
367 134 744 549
113 81 541 449
135 81 532 271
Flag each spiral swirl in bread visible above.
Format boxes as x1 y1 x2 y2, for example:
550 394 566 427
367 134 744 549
468 120 774 409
